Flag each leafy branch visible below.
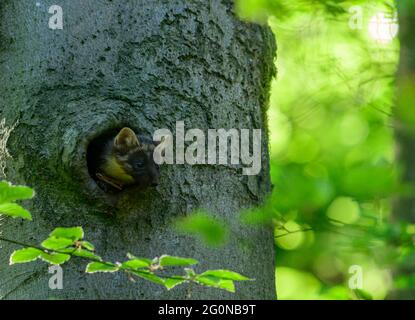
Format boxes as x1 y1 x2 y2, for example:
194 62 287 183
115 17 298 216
0 181 251 293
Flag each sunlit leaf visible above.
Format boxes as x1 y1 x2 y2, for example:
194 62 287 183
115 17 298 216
0 181 34 204
198 270 250 281
50 227 84 241
158 255 198 267
41 236 74 250
354 289 373 300
86 262 119 273
195 275 235 292
164 276 187 290
121 258 151 270
0 203 32 220
9 248 42 265
40 252 70 265
175 211 228 246
80 241 95 251
60 248 102 261
131 270 165 285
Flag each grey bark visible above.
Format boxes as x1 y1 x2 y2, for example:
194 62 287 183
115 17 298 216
0 0 276 299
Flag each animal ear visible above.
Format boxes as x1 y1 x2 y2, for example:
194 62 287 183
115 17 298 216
114 127 141 152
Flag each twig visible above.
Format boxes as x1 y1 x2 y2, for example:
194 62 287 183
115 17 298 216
0 236 188 282
274 227 313 239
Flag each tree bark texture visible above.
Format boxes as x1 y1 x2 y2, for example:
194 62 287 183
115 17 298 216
0 0 276 299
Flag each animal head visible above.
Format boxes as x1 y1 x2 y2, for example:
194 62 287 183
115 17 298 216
113 127 160 187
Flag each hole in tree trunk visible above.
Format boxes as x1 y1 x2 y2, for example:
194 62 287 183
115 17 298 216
87 127 125 193
86 126 160 194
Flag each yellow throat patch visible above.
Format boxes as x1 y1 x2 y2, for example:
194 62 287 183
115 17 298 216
102 157 135 184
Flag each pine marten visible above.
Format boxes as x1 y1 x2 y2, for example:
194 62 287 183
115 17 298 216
93 127 160 190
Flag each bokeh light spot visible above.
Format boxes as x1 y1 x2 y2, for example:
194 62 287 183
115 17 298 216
276 267 322 300
275 220 305 250
327 197 360 224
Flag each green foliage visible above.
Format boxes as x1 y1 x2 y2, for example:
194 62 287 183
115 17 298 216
0 181 34 220
79 241 95 251
0 203 32 220
0 181 34 203
158 255 198 267
353 289 374 300
174 210 228 247
10 248 42 264
397 0 415 12
0 182 249 293
164 277 187 290
40 252 71 265
122 255 152 269
194 270 251 293
195 275 235 293
50 227 84 241
41 237 75 250
236 0 402 300
7 225 249 291
86 262 119 273
198 270 250 281
131 270 165 285
235 0 378 23
61 248 101 260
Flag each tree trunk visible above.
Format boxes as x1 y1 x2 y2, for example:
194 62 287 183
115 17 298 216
390 1 415 299
0 0 276 299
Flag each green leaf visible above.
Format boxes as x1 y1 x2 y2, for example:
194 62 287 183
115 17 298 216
195 275 235 292
0 203 32 220
218 280 235 292
41 236 74 250
131 270 165 285
164 276 187 290
198 269 250 281
9 248 42 265
0 181 34 204
158 255 198 267
50 227 84 241
72 249 101 261
60 248 102 261
80 241 95 251
121 258 151 270
194 270 249 293
174 211 228 246
40 252 71 265
127 253 151 261
86 262 119 273
354 289 373 300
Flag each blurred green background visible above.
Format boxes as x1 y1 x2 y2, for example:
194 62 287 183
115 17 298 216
174 0 415 300
236 0 405 300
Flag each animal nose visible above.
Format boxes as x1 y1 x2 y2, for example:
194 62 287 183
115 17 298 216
150 175 159 187
150 166 160 187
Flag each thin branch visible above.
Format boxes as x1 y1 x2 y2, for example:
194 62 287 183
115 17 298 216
0 236 45 252
0 236 190 283
274 227 313 239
